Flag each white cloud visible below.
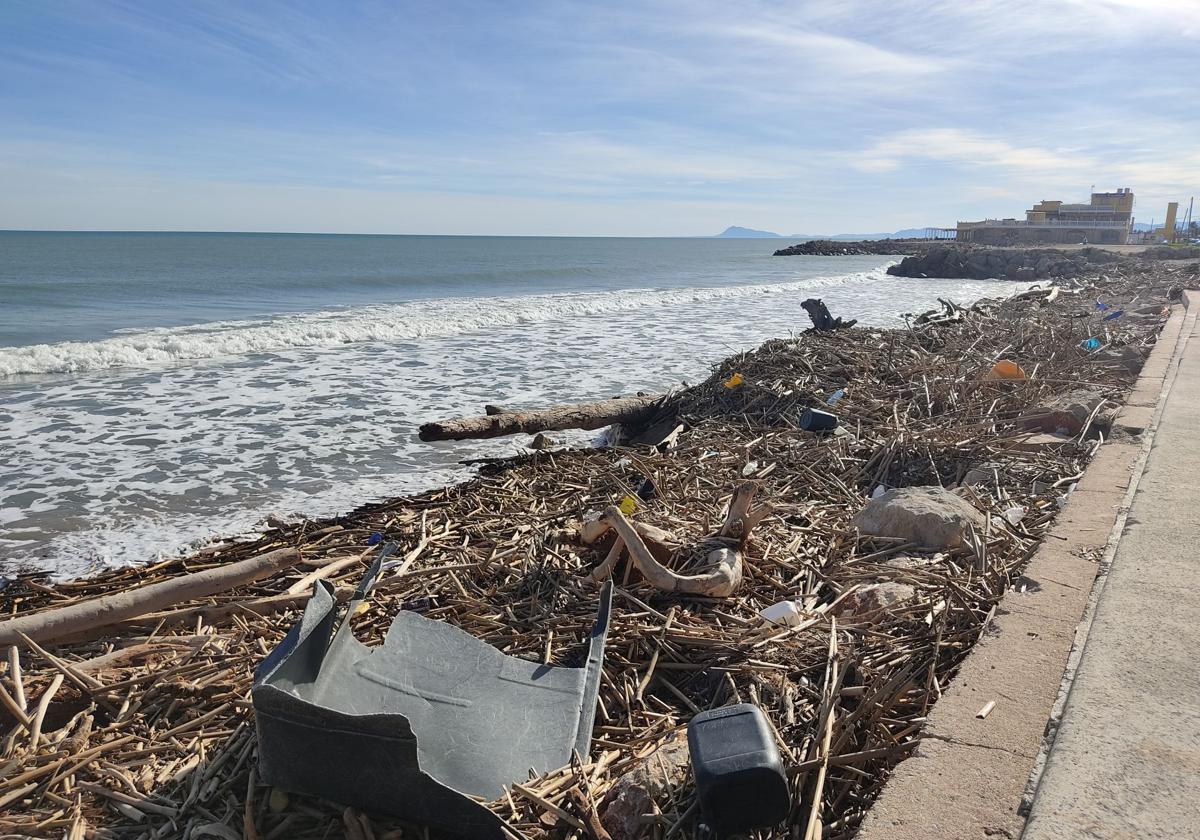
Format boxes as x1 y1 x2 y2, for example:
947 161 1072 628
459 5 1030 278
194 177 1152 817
852 129 1088 175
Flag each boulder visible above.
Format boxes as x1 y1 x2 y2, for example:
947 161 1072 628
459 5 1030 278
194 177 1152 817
852 486 986 550
600 732 691 840
835 582 918 620
1090 347 1145 374
1020 389 1111 436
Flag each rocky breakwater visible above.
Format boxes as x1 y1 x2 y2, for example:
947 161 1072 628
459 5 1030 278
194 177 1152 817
887 245 1122 281
773 238 931 256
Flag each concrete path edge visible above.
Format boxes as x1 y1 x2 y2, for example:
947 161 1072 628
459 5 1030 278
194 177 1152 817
853 293 1198 840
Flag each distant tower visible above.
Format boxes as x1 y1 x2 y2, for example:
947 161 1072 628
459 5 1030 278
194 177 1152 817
1164 202 1180 242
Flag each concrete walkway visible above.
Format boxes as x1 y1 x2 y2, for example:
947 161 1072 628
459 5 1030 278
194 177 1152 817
1022 295 1200 840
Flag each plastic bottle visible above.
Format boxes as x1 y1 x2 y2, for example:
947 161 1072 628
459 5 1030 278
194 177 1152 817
826 388 845 406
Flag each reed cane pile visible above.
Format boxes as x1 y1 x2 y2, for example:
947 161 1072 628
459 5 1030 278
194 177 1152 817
1 256 1193 840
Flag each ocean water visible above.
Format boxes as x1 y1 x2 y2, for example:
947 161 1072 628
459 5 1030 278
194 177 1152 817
0 232 1028 576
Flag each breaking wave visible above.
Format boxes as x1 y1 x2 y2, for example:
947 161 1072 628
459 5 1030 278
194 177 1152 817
0 266 892 377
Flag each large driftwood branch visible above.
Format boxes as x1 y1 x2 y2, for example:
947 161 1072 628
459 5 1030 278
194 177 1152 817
419 395 665 442
604 507 743 597
0 547 301 646
586 482 766 597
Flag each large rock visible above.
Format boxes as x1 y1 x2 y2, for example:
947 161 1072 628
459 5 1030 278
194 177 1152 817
600 732 690 840
852 486 986 550
834 582 918 620
1020 389 1112 436
887 246 1097 281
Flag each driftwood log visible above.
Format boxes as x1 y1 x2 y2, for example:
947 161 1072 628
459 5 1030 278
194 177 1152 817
0 547 300 646
419 394 665 442
802 298 858 331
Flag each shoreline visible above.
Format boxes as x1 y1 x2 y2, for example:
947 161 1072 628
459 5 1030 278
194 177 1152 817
2 251 1198 838
3 256 1030 577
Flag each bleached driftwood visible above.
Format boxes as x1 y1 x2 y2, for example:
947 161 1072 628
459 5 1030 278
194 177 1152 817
0 547 301 646
418 395 664 442
585 482 768 597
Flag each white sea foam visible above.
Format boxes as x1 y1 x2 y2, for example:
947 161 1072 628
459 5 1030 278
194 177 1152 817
0 269 883 377
1 267 1033 576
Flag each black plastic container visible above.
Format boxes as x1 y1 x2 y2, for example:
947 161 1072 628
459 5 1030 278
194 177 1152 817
799 407 838 433
687 704 790 835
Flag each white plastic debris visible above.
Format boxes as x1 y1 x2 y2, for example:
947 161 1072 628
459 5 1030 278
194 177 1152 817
871 485 887 499
759 600 804 627
1002 506 1026 526
742 461 759 477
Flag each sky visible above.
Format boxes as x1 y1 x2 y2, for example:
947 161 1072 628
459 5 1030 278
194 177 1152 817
1 0 1198 236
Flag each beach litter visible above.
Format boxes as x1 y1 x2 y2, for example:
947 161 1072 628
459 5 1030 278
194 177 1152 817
688 703 790 835
253 551 613 837
0 252 1188 840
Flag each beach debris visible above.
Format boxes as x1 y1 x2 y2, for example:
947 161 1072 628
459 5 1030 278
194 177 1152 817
688 704 790 835
1082 336 1102 350
853 487 986 550
1002 506 1026 526
254 552 613 833
986 359 1027 380
826 388 846 405
635 476 657 500
800 407 838 433
801 298 858 331
417 393 666 442
0 546 300 646
759 599 804 626
723 371 744 388
586 481 765 596
0 250 1186 840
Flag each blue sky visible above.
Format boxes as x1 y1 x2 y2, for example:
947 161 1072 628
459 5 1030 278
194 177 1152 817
1 0 1197 235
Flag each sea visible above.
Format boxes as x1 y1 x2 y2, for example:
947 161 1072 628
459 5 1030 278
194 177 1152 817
0 232 1028 577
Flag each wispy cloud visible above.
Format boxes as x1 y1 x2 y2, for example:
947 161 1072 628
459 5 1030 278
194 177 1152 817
0 0 1196 234
852 129 1089 175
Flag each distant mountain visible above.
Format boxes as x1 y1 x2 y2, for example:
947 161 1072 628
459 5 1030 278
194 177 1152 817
715 226 783 238
716 225 946 240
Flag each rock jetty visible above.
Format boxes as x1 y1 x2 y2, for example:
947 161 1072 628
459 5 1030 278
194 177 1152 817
773 238 931 256
887 245 1122 280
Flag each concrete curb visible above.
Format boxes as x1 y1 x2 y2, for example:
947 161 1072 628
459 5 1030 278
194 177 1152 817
854 295 1197 840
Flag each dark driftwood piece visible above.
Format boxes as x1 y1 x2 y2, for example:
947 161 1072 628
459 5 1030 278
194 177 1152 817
419 395 664 442
802 298 858 331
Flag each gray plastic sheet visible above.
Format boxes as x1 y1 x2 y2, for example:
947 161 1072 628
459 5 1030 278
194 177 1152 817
253 547 613 838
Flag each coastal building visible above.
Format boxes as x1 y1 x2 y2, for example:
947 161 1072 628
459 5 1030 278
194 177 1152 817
956 188 1134 245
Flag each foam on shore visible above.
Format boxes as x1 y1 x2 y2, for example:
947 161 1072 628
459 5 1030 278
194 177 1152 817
0 268 887 378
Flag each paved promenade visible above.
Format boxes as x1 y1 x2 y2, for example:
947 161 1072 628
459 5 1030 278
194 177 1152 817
1022 293 1200 839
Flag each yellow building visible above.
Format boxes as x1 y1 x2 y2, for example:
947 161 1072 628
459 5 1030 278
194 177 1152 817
958 188 1134 245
